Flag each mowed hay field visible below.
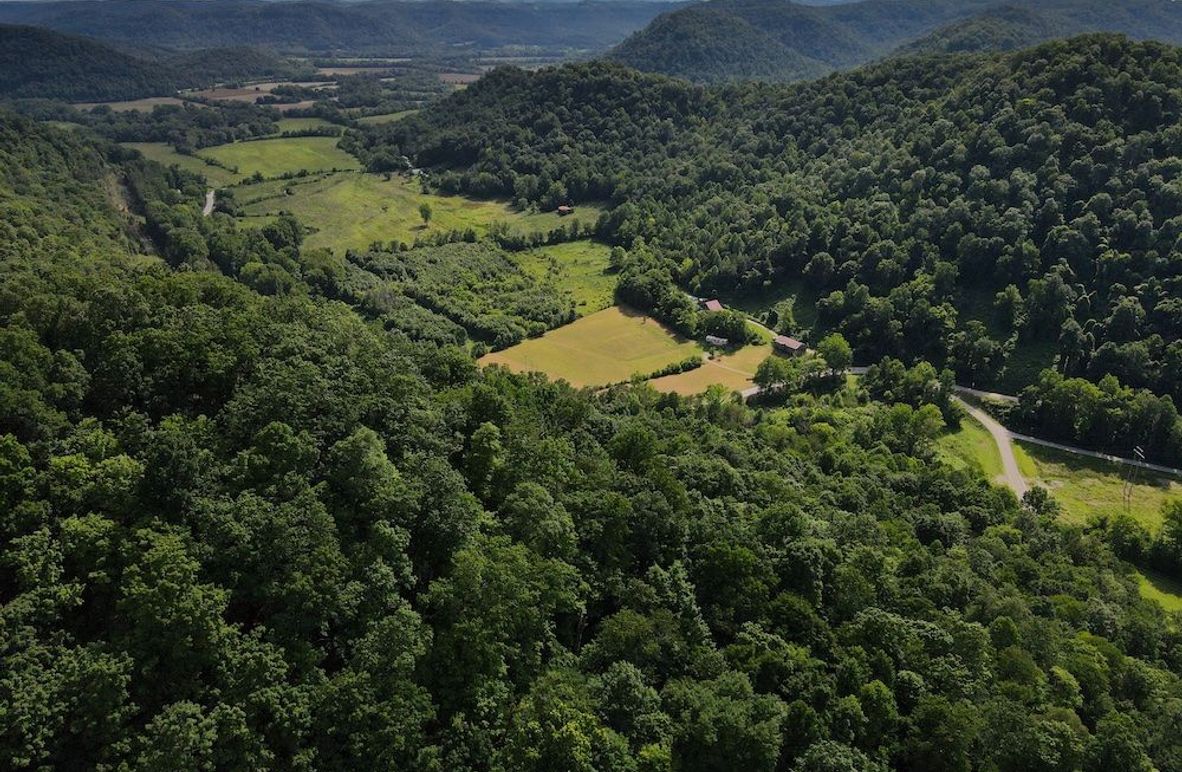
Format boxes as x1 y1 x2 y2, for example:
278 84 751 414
648 341 769 395
237 171 604 254
75 97 191 112
480 306 699 387
122 142 244 188
197 137 357 178
1014 441 1182 531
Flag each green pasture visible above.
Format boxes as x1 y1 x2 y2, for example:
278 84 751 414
236 171 604 254
935 413 1005 482
122 142 243 187
358 110 419 125
515 241 615 316
197 136 357 178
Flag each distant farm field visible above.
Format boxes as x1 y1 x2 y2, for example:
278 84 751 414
236 171 603 253
122 142 243 187
74 97 191 112
1014 441 1182 531
358 110 419 125
273 117 338 133
197 137 357 178
480 306 699 387
516 241 615 316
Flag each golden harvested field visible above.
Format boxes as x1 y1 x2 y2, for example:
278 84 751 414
480 306 699 387
648 341 769 395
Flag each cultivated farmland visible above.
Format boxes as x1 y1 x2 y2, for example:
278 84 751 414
480 305 699 387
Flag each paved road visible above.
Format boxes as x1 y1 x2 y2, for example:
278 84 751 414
954 396 1029 497
203 189 215 217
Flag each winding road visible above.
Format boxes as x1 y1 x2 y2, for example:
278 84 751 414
954 396 1029 497
203 189 216 217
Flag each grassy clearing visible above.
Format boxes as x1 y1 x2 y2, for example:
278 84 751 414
1014 441 1181 531
358 110 419 125
273 117 338 133
1136 568 1182 613
935 413 1005 482
236 171 604 254
74 97 190 112
197 136 357 178
648 334 770 396
717 276 822 332
515 241 615 316
122 142 243 187
480 306 699 387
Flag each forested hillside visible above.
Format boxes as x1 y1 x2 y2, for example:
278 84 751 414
608 0 1182 82
4 100 1182 769
0 0 672 54
371 36 1182 422
0 24 310 101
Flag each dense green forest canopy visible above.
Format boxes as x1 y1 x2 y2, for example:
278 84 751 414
371 36 1182 416
4 105 1182 771
0 0 675 55
0 24 312 101
608 0 1182 83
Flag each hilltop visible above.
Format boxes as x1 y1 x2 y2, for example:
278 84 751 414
608 0 1182 82
0 24 310 101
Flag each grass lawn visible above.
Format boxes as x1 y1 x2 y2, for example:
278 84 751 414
122 142 243 187
1136 568 1182 613
236 171 604 254
648 334 770 396
197 136 357 178
1014 441 1182 531
480 306 700 387
515 241 615 317
358 110 419 125
935 413 1005 482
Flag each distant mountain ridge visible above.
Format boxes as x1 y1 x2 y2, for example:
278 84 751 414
608 0 1182 82
0 0 677 54
0 24 308 101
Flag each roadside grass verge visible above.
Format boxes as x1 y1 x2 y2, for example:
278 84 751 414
1013 440 1181 531
935 412 1005 483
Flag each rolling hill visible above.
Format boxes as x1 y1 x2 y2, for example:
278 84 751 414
0 0 675 55
608 0 1182 82
0 24 311 101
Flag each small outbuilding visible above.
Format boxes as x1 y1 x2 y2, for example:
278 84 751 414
773 335 806 356
702 299 724 312
556 205 574 216
705 335 730 347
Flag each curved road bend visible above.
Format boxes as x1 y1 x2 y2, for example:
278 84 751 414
953 396 1029 498
203 189 216 217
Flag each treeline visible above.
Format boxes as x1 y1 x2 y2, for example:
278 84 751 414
378 35 1182 400
1013 369 1182 465
6 109 1182 771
